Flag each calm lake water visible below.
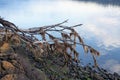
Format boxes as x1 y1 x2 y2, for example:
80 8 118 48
0 0 120 74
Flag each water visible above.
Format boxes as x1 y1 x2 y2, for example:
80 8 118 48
0 0 120 74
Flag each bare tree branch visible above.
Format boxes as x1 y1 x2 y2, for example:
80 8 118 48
0 18 100 67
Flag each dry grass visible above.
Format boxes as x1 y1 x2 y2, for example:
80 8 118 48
0 18 100 67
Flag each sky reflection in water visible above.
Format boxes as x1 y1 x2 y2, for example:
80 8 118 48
0 0 120 74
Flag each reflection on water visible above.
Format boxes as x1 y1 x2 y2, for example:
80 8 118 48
76 0 120 7
0 0 120 74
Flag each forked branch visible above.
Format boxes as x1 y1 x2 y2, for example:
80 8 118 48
0 17 100 67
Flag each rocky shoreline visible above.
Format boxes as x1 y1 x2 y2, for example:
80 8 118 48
0 46 120 80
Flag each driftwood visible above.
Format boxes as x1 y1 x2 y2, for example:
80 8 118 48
0 17 100 66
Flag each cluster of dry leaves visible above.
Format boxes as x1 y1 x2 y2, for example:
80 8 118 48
0 17 100 67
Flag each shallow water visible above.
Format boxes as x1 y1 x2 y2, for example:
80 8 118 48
0 0 120 74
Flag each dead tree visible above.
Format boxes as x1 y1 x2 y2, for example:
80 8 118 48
0 17 100 67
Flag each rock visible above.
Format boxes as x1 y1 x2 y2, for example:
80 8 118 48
16 74 30 80
0 63 3 78
0 74 16 80
1 61 15 72
0 42 10 53
0 62 2 72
